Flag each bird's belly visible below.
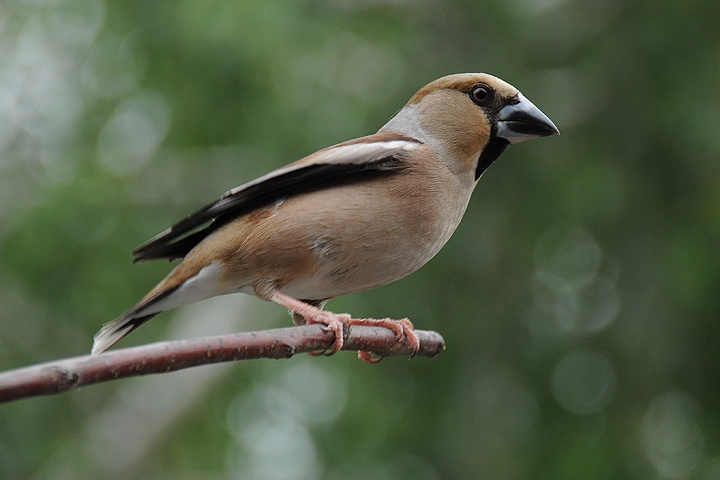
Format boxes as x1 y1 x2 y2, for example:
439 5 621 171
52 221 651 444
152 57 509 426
277 218 456 300
278 257 422 300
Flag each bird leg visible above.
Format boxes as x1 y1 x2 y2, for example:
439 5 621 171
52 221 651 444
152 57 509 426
269 290 420 362
270 290 348 355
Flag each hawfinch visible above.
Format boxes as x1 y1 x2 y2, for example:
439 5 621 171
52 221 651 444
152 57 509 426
92 73 559 359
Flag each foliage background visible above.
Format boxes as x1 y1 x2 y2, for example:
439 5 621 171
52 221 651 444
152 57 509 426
1 0 719 478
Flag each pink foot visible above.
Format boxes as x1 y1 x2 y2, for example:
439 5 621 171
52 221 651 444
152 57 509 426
269 290 420 361
349 317 420 363
270 291 350 355
305 311 350 356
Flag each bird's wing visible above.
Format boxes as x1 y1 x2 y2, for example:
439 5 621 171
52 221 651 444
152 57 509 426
132 136 421 262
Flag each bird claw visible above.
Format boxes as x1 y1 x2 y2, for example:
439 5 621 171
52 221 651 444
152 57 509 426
303 311 350 356
352 317 420 363
357 350 383 363
320 318 347 355
393 318 420 356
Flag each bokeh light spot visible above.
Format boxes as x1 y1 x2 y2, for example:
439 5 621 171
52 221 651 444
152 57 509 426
551 349 616 415
642 391 704 479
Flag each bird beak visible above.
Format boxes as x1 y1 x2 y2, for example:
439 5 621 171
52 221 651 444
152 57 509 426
496 93 560 144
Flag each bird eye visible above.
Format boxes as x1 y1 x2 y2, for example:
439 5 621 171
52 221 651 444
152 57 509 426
469 85 493 106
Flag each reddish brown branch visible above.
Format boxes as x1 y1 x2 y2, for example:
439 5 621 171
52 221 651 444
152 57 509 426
0 324 445 403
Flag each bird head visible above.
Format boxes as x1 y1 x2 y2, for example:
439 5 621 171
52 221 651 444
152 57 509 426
381 73 559 179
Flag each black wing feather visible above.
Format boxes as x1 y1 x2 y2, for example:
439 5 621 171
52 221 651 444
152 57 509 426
132 156 407 262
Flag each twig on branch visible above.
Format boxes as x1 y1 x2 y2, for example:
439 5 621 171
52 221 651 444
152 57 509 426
0 324 445 404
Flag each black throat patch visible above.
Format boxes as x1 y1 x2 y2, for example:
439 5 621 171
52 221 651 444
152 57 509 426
475 137 509 180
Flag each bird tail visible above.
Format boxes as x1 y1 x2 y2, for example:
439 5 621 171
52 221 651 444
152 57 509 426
91 286 178 355
91 312 158 355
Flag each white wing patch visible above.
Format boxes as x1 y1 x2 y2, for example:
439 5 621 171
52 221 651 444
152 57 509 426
219 139 420 200
314 140 420 165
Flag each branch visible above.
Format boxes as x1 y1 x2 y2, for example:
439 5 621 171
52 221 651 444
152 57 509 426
0 324 445 404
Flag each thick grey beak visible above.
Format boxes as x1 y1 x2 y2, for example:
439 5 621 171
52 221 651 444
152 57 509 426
496 93 560 144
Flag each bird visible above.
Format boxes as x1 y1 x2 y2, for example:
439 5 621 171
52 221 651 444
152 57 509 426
92 73 559 361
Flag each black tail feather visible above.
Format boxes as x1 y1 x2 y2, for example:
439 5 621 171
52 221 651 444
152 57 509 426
91 285 180 355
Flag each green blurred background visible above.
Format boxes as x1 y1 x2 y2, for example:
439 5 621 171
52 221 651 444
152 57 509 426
1 0 719 478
